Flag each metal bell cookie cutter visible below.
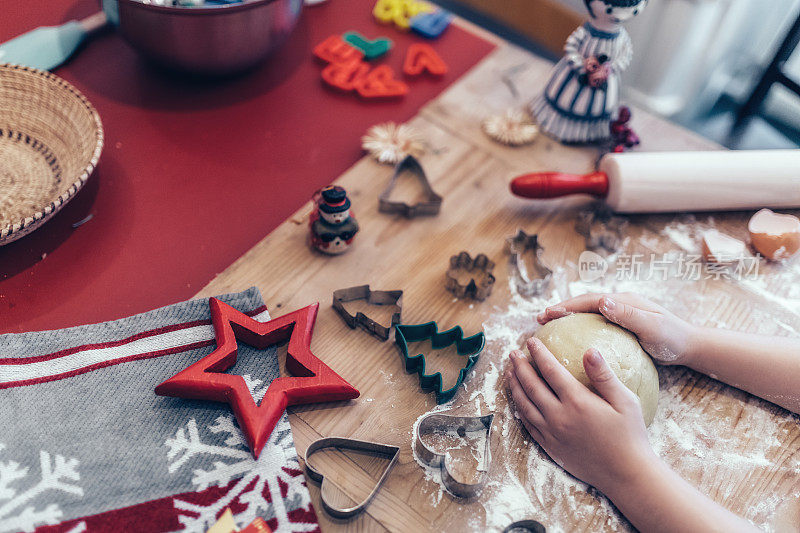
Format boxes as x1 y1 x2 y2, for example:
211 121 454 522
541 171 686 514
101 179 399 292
305 437 400 519
445 251 496 301
502 519 547 532
332 285 403 341
414 412 494 499
505 229 552 296
575 203 628 253
379 155 443 217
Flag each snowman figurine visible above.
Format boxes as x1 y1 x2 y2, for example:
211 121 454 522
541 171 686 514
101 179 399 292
531 0 647 144
309 186 359 255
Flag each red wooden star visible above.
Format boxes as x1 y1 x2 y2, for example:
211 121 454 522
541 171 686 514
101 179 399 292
155 298 359 458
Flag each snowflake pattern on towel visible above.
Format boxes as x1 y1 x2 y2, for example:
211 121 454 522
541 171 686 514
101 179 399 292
0 444 83 533
165 376 319 533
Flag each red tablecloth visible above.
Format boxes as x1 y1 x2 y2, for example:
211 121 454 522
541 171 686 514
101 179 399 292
0 0 493 333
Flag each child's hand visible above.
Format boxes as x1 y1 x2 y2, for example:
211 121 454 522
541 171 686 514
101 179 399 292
537 293 696 365
505 338 657 494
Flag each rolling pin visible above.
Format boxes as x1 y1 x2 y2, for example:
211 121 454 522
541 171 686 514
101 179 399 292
510 150 800 213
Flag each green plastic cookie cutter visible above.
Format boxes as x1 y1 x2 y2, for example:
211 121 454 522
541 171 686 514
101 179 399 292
343 31 393 60
394 322 485 404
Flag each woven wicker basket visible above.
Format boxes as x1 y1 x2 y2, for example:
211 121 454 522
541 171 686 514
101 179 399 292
0 64 104 245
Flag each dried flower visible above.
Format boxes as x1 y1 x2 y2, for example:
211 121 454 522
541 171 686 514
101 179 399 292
482 110 538 146
362 122 425 165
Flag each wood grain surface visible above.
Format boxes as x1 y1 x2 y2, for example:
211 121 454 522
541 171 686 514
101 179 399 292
197 37 800 532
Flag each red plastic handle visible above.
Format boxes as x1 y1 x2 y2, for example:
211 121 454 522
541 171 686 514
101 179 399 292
510 171 609 199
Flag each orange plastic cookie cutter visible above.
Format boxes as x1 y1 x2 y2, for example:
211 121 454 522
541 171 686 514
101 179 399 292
403 43 448 76
313 34 364 64
321 58 370 91
355 65 409 98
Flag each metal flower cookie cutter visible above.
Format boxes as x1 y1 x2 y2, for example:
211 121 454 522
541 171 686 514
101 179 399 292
414 412 494 499
332 285 403 341
305 437 400 519
445 251 496 301
505 229 552 296
379 155 443 217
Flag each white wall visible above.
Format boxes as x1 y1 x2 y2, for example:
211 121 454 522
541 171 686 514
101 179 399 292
552 0 800 120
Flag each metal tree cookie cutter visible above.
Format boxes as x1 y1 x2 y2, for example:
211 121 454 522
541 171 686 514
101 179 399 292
502 519 547 532
445 252 496 301
332 285 403 341
379 155 443 217
414 412 495 499
304 437 400 519
575 203 628 253
394 322 485 404
505 229 553 296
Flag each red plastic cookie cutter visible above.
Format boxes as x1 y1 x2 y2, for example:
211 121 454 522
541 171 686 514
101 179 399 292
313 34 364 64
321 58 370 91
155 298 359 458
355 65 409 98
403 43 448 76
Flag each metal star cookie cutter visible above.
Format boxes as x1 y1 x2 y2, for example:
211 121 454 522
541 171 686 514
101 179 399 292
575 203 628 253
379 155 443 218
445 251 496 301
394 322 485 404
305 436 400 519
505 229 552 296
332 285 403 341
414 412 494 499
502 519 547 532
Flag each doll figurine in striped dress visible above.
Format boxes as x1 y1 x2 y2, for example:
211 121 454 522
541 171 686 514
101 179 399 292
531 0 647 143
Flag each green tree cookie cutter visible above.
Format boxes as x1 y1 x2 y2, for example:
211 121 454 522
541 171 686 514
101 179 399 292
394 322 485 404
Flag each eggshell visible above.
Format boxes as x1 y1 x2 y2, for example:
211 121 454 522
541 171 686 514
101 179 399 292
701 229 746 263
748 208 800 260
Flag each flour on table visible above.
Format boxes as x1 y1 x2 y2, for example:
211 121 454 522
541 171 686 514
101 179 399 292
420 218 800 532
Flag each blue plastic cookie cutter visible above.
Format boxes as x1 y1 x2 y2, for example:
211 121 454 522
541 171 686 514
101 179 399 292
394 322 485 403
410 9 452 39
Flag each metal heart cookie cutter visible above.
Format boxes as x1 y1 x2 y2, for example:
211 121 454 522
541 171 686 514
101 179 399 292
379 155 443 218
332 285 403 341
305 437 400 519
414 412 494 499
505 229 552 296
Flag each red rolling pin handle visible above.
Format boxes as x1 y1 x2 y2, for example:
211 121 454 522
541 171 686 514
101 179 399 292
510 171 610 199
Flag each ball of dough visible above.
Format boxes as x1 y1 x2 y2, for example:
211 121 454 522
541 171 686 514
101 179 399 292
534 313 659 426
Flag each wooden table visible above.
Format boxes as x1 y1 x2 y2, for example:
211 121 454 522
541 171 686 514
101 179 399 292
197 22 800 533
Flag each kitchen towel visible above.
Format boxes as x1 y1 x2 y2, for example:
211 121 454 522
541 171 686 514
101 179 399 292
0 287 319 533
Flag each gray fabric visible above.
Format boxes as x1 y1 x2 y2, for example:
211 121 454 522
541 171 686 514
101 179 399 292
0 289 264 357
0 288 313 533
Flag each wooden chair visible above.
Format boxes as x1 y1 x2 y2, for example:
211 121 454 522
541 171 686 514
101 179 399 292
733 10 800 132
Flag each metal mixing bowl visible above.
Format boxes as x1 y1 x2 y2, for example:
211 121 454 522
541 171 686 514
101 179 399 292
112 0 303 76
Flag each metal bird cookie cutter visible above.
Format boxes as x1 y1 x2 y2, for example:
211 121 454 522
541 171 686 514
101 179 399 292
414 412 495 499
379 155 443 217
505 229 552 296
332 285 403 341
305 437 400 519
